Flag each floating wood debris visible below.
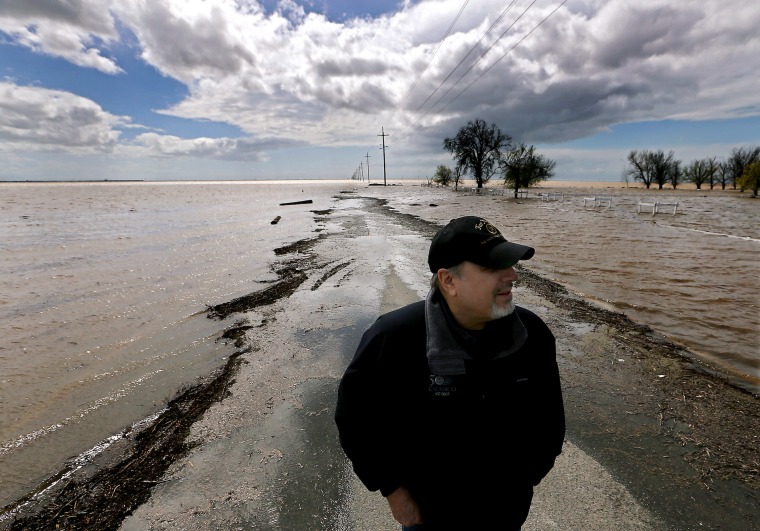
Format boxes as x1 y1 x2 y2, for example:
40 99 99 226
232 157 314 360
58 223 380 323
279 199 313 206
271 216 281 225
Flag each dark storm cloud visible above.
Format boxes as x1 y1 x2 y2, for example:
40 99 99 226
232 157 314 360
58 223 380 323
315 57 390 77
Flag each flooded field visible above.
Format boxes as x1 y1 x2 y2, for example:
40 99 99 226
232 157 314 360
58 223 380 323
1 179 757 514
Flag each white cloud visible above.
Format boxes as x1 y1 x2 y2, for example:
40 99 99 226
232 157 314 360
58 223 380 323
120 0 758 146
126 131 305 160
0 0 759 179
0 82 126 152
0 0 122 73
116 0 261 81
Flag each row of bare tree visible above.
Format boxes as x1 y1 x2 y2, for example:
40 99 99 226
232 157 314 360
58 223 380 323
625 146 760 195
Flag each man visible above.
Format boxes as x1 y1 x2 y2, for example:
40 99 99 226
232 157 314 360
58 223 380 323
335 216 565 530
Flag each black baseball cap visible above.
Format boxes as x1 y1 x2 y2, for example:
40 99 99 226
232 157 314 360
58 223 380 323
427 216 535 273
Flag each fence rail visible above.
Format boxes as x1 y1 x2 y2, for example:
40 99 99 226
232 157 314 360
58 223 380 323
583 196 612 208
449 187 683 215
637 201 679 215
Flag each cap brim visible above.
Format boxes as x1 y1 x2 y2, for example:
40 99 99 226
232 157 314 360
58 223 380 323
481 241 535 269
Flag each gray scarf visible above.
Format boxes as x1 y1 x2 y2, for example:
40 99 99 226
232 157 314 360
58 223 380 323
425 288 528 375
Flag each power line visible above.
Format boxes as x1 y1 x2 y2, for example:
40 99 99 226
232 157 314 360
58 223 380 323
397 0 568 141
435 0 569 115
418 0 538 122
409 0 520 119
376 1 568 175
395 0 471 112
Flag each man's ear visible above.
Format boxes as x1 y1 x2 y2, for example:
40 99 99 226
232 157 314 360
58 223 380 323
437 268 457 297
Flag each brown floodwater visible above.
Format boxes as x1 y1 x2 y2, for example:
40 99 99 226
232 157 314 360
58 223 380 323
0 181 344 509
371 183 760 395
1 180 757 514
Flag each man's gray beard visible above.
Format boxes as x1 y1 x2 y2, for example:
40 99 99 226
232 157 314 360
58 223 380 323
491 300 515 319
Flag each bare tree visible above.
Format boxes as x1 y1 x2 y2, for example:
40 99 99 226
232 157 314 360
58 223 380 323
452 165 465 191
650 150 676 189
443 119 511 188
626 150 654 188
668 159 683 189
716 161 731 190
705 156 719 190
684 158 713 190
626 149 677 189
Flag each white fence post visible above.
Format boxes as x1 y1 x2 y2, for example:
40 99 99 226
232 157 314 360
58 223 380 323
584 195 612 208
638 201 678 215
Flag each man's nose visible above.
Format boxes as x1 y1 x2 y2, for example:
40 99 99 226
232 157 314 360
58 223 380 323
500 266 518 281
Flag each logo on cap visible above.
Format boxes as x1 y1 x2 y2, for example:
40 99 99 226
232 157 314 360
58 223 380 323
474 219 499 236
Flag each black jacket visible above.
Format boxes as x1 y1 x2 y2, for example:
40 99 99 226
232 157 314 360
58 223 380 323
335 297 565 529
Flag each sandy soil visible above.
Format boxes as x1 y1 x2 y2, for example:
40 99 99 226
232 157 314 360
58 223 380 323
5 193 758 531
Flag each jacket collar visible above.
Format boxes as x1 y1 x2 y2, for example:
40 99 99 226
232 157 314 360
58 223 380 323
425 288 527 375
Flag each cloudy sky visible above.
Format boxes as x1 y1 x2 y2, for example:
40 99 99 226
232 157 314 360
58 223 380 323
1 0 759 182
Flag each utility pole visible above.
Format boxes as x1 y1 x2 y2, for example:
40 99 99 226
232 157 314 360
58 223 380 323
365 152 371 183
378 127 389 186
359 161 364 182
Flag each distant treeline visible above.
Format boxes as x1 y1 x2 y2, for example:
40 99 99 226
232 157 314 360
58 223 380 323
624 146 760 195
